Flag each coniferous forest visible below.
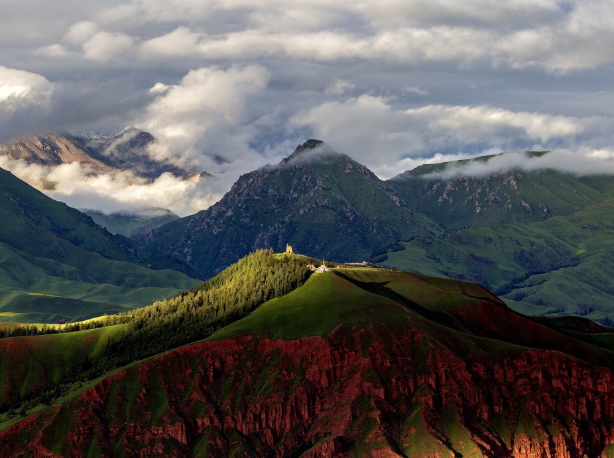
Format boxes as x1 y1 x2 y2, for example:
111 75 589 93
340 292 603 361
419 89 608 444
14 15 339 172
0 250 310 415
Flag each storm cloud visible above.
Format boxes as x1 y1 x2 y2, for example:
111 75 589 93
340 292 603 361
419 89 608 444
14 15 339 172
2 0 614 214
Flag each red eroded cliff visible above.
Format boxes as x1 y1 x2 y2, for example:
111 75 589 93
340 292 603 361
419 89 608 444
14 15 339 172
3 323 614 457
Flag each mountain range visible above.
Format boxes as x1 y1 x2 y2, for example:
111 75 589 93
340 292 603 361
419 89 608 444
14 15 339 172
4 135 614 323
0 128 210 182
3 136 614 456
137 140 614 324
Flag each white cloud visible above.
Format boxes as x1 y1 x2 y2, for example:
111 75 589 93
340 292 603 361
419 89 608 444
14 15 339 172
403 85 428 96
290 95 614 178
82 31 135 61
324 79 356 96
64 21 100 46
5 0 614 215
0 66 55 114
60 21 135 61
137 65 270 168
139 26 203 60
0 156 220 216
421 148 614 180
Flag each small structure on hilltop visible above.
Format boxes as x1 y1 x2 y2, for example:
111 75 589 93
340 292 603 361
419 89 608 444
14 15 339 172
316 260 329 273
286 244 293 254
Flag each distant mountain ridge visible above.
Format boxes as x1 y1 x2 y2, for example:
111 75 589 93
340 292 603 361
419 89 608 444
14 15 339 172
0 129 210 182
82 208 179 237
390 150 614 229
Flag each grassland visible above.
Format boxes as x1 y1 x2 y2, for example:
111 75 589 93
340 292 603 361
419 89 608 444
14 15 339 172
5 260 614 454
382 198 614 324
0 324 126 412
211 271 402 340
0 167 200 323
0 241 198 323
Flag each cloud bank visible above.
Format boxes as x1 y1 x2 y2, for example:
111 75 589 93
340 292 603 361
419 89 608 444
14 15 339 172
420 148 614 180
0 157 222 217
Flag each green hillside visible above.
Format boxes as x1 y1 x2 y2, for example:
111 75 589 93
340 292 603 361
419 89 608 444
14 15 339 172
0 250 310 426
0 324 126 419
0 168 199 323
382 198 614 323
389 152 614 230
4 255 614 456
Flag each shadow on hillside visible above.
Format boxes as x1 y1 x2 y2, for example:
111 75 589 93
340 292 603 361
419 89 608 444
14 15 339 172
332 271 470 333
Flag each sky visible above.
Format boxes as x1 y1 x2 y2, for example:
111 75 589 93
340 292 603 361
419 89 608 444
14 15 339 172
2 0 614 215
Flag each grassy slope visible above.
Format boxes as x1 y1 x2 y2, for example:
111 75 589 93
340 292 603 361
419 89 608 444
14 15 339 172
212 272 401 340
0 242 198 323
211 268 613 361
7 266 614 454
383 198 614 323
0 325 126 407
0 168 199 322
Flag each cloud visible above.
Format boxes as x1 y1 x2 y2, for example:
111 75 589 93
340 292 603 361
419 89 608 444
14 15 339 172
0 156 221 216
136 65 270 170
139 26 203 60
64 21 100 45
420 148 614 180
0 66 55 111
3 0 614 216
324 80 356 96
0 66 59 141
61 21 135 61
290 95 614 178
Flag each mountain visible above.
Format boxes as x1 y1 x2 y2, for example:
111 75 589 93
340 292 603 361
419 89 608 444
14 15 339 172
0 132 114 173
0 167 199 323
75 128 212 181
380 152 614 323
389 151 614 229
82 208 179 237
138 140 441 278
0 129 210 182
4 254 614 456
137 144 614 322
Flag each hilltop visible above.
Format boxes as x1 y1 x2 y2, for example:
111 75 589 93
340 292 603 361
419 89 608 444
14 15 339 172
3 252 614 456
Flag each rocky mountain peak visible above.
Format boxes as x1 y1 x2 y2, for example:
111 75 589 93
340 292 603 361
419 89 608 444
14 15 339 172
280 139 326 164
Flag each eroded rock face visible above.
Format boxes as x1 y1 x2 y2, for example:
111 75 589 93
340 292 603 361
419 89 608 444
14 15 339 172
3 325 614 457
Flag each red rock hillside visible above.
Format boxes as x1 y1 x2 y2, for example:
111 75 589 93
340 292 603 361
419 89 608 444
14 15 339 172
3 269 614 457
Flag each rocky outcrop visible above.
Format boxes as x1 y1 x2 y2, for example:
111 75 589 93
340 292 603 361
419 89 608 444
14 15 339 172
4 323 614 457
